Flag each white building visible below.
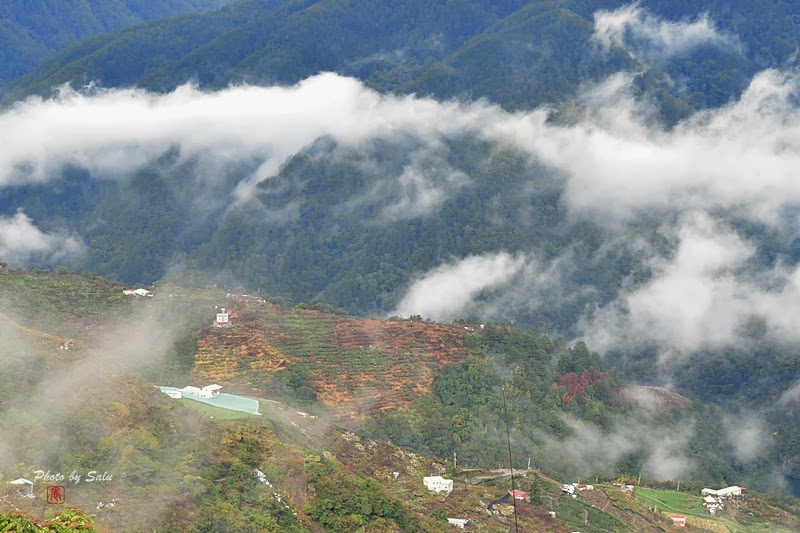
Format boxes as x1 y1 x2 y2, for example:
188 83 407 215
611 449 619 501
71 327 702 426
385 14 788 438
702 486 743 498
703 495 722 514
180 384 223 398
163 389 182 399
447 518 470 528
423 476 453 494
133 288 151 297
214 308 231 327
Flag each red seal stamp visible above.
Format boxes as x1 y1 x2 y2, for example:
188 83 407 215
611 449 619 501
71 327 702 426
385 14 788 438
46 485 65 504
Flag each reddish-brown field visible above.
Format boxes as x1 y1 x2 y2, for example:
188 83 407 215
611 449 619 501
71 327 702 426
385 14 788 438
193 300 471 417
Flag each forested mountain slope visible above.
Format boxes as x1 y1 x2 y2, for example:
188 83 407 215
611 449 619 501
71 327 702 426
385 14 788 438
0 0 232 85
4 0 800 111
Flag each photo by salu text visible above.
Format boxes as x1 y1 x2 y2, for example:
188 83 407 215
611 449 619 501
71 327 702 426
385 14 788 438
33 470 115 485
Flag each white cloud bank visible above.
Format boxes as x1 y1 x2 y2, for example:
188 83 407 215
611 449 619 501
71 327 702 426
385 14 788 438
580 212 800 354
0 210 84 266
593 3 740 63
489 68 800 229
393 253 525 321
0 74 500 200
2 6 800 355
548 414 695 481
4 66 800 230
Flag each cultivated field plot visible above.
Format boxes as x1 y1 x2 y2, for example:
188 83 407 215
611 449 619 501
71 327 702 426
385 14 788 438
635 487 706 515
556 495 626 532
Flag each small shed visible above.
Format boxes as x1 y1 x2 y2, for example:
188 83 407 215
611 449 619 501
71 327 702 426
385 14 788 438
214 308 231 327
670 515 686 527
8 478 34 497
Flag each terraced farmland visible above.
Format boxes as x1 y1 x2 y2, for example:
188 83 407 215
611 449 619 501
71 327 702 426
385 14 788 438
193 300 471 416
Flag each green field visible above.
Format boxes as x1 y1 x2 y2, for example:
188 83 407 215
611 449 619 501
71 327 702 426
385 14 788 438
0 270 127 326
635 487 707 516
179 398 259 420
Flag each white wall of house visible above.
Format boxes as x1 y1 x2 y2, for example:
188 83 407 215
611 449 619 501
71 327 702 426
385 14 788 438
423 476 453 493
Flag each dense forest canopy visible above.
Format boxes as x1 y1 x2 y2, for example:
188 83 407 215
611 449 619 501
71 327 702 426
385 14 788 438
0 0 232 85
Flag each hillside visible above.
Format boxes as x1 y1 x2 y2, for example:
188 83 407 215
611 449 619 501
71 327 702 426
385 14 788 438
1 2 800 398
0 0 232 86
2 269 800 530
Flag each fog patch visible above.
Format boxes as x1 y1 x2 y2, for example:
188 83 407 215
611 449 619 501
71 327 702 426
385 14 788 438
393 252 525 321
579 212 800 356
593 4 741 64
0 210 84 266
546 414 695 481
722 413 771 463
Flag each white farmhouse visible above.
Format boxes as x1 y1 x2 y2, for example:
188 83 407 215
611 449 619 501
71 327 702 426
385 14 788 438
447 518 471 528
423 475 453 494
214 308 231 327
703 495 722 514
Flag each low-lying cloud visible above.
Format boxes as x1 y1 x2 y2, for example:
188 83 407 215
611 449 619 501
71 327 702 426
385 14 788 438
393 252 525 321
0 210 84 266
580 212 800 355
593 3 740 64
4 59 800 232
0 74 499 199
547 414 695 481
723 412 771 463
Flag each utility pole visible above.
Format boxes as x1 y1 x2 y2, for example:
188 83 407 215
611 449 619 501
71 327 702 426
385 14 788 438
502 387 519 533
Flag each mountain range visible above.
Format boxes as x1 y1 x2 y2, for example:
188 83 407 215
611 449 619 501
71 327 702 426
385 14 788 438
3 1 800 528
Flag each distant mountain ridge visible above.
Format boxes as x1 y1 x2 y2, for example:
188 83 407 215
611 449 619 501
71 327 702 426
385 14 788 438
0 0 232 85
3 0 799 111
